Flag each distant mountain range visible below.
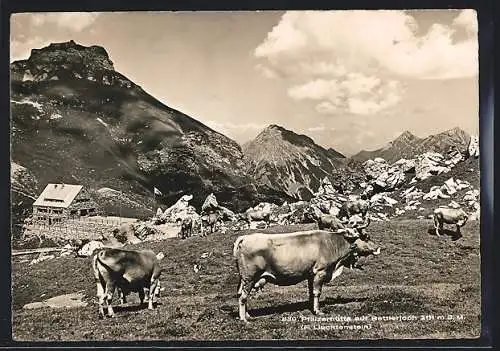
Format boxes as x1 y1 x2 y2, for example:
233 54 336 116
350 128 471 164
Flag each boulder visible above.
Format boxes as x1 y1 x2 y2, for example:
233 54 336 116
415 152 451 181
115 223 142 244
395 208 406 216
218 206 236 221
202 193 219 213
401 186 424 200
370 193 398 208
422 186 450 200
315 176 338 196
374 167 405 191
77 240 104 257
161 194 194 222
445 149 464 167
393 158 416 173
363 158 388 180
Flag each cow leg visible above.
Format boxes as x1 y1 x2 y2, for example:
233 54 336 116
434 216 441 236
104 281 116 317
119 288 127 305
96 280 106 319
238 279 253 322
312 271 326 315
148 278 159 310
308 277 314 309
139 288 145 305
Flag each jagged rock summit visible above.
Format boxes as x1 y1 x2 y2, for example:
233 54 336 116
10 40 132 86
243 124 346 200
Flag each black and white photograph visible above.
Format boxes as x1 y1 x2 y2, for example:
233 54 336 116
10 10 481 341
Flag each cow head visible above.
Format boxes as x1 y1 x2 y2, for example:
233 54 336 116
353 237 381 257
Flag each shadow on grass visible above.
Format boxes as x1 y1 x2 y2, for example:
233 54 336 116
427 227 462 241
228 296 367 319
113 301 163 313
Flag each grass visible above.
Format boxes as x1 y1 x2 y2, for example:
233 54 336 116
12 219 481 341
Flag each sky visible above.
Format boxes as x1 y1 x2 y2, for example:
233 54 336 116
10 10 479 155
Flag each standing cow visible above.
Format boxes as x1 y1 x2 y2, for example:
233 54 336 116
233 226 380 322
201 212 219 236
179 217 193 239
92 248 164 318
433 207 468 237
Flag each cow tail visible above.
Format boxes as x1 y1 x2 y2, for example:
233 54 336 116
233 236 245 259
91 251 102 282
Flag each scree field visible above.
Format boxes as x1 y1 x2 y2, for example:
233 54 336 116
12 219 481 341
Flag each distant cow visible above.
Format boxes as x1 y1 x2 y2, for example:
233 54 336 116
92 248 164 318
233 226 380 322
338 199 370 220
244 207 271 228
179 217 193 239
308 206 349 232
201 212 219 236
433 207 468 237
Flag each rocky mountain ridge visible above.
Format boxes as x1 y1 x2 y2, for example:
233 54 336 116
10 41 290 220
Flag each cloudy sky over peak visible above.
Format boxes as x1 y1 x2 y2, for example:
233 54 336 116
11 10 478 155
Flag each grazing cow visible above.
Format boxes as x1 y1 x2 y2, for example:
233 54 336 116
179 217 193 239
201 212 219 236
244 207 272 228
233 226 380 322
92 248 164 318
307 206 348 232
338 199 370 220
433 207 468 237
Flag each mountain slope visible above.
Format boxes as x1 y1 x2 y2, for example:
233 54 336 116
243 125 345 199
10 41 288 214
351 128 471 164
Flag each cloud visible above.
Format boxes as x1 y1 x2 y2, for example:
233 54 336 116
254 10 477 115
255 64 279 79
10 36 53 61
453 9 478 34
287 73 403 115
30 12 100 32
307 125 326 132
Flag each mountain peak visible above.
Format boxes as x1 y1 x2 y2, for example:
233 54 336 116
11 41 117 84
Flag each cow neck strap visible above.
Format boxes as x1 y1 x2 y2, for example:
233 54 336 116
335 242 358 271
